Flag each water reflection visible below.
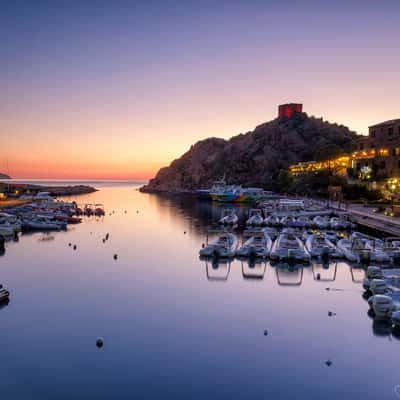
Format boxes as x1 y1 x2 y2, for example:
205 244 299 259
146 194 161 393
241 260 267 280
203 258 231 281
312 262 337 282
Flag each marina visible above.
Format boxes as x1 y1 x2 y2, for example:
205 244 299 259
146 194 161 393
1 181 400 399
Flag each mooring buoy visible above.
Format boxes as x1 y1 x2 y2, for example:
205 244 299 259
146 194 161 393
113 254 118 260
96 337 104 348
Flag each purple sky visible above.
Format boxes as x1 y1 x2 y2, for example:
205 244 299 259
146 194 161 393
1 1 399 178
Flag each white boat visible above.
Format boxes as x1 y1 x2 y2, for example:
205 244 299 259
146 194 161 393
296 216 311 228
280 215 297 227
219 210 238 225
264 215 281 227
313 216 330 229
199 233 238 258
330 217 346 230
0 285 10 303
392 310 400 327
305 234 342 259
236 229 273 258
324 230 340 243
336 238 361 263
368 295 397 319
270 232 311 263
246 209 264 226
369 279 387 295
0 226 16 237
337 237 390 264
22 218 62 231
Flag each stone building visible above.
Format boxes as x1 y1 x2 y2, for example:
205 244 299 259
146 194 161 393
351 119 400 179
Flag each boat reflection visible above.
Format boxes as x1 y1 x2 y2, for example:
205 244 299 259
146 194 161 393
312 262 337 282
203 258 232 282
273 262 304 287
241 259 267 280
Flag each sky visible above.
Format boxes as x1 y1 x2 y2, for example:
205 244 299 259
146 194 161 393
1 0 400 179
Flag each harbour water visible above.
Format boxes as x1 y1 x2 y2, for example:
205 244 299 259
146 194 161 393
0 181 399 399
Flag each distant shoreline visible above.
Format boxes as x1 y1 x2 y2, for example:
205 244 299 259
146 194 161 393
0 182 97 196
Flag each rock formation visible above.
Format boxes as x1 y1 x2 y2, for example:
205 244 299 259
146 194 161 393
142 112 359 193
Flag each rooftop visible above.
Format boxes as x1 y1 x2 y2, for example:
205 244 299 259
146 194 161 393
369 119 400 128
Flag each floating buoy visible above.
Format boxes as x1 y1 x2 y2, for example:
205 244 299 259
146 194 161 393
105 234 109 240
328 311 336 317
325 360 332 367
263 330 268 336
96 337 104 348
113 254 118 260
73 245 77 250
316 273 321 281
136 210 139 214
184 231 187 234
68 243 72 247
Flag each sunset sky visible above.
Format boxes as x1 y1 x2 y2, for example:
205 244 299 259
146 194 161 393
1 1 400 179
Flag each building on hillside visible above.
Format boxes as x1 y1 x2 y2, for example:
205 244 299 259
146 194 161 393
351 119 400 179
289 156 350 177
278 103 303 119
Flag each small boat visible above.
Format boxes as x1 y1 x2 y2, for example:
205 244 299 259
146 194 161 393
368 295 396 319
330 217 345 230
219 209 239 225
0 285 10 303
264 215 281 227
313 216 330 229
363 266 384 290
199 232 238 258
296 216 311 228
369 279 387 295
336 238 360 263
0 225 16 237
305 234 342 259
236 229 273 258
392 310 400 327
280 215 297 228
270 232 311 264
324 230 340 243
246 209 264 226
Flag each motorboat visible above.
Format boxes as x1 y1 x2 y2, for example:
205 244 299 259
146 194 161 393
270 232 311 264
0 285 10 303
219 209 239 225
392 310 400 327
296 216 311 228
336 238 361 263
330 217 346 230
363 266 384 290
199 232 238 258
22 217 63 232
382 238 400 263
324 230 340 243
313 216 330 229
246 209 264 226
368 295 397 319
264 215 281 227
236 229 273 258
337 237 390 264
369 279 387 295
262 226 279 240
305 234 342 259
280 215 297 228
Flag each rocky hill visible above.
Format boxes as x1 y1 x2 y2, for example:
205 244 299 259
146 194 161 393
142 112 359 193
0 173 11 179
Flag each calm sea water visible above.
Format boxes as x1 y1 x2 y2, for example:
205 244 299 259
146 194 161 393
0 182 399 400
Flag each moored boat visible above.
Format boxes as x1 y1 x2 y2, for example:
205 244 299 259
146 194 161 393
199 232 238 258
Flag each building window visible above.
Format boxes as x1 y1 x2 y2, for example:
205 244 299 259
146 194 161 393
380 161 386 169
393 148 396 156
356 162 361 171
371 143 375 148
389 127 394 136
359 143 364 150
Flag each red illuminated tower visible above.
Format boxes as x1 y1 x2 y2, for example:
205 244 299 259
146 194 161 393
278 103 303 118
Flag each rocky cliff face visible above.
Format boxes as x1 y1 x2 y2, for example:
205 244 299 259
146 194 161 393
142 113 359 193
